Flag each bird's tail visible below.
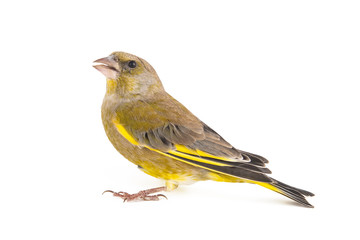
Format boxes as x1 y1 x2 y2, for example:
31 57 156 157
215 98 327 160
248 178 315 208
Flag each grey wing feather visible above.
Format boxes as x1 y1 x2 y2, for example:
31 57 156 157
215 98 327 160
134 120 272 181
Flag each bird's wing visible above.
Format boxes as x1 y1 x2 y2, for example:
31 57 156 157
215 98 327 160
113 94 271 182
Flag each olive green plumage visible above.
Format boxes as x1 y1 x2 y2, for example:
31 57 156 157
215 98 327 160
93 51 314 207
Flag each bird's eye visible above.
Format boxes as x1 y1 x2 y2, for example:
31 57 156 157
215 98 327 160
128 60 137 68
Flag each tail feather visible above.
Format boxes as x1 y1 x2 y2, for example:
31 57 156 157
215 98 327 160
252 178 314 208
273 179 315 197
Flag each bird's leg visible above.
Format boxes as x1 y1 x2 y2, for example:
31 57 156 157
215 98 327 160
103 186 168 202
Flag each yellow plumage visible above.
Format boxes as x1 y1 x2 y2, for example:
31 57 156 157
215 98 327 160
93 51 314 206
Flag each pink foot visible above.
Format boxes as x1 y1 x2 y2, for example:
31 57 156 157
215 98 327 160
103 186 167 202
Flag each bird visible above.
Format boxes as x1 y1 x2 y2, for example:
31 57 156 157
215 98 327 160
93 51 314 207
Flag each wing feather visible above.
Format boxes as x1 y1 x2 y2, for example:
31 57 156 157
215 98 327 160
113 94 272 182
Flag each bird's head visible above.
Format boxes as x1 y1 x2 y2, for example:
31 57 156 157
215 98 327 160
93 52 163 96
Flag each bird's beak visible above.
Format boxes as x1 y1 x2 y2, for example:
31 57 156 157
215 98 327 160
93 56 121 79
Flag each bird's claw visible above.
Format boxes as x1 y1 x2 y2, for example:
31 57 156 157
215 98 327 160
102 189 167 202
142 193 168 201
102 190 114 195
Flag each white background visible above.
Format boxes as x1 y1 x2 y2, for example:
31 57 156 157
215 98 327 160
1 0 359 239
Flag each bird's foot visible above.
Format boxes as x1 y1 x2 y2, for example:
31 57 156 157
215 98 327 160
103 186 167 202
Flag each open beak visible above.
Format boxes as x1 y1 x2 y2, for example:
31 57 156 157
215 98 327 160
93 56 121 79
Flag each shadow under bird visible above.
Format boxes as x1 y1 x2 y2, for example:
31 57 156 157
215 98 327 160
93 51 314 207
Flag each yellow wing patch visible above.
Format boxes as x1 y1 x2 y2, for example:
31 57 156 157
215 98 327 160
170 145 240 166
144 146 234 177
112 120 139 145
168 149 229 167
181 146 239 162
112 121 242 169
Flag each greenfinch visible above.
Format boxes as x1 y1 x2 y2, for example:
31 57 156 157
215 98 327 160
93 51 314 207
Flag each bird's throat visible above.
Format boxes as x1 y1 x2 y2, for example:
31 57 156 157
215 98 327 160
105 77 141 96
106 79 118 94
